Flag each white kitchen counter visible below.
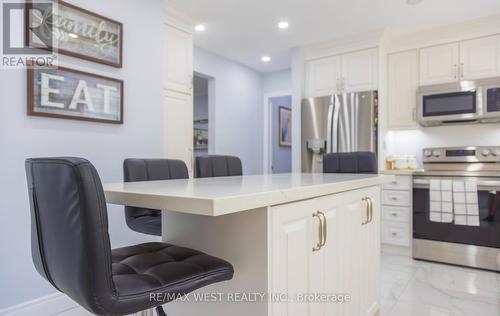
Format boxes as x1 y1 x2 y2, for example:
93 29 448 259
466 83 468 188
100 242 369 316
104 173 394 216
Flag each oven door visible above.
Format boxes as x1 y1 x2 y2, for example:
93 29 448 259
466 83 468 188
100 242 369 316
413 177 500 248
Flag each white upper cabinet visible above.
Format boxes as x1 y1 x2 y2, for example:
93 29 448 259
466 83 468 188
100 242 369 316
419 43 459 85
342 48 379 92
305 48 378 97
460 35 500 80
306 56 342 97
387 50 419 128
165 23 193 94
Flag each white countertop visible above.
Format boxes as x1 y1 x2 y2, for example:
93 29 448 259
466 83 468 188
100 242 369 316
104 173 394 216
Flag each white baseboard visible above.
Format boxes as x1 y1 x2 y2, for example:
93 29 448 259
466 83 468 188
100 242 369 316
0 293 83 316
382 244 412 257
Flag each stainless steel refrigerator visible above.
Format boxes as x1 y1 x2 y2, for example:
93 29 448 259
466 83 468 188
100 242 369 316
301 91 378 173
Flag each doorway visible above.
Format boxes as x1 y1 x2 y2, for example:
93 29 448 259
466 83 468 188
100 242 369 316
193 74 213 157
265 94 292 174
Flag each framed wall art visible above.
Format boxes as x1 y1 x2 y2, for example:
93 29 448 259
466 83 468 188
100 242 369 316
27 0 123 68
28 66 124 124
279 106 292 147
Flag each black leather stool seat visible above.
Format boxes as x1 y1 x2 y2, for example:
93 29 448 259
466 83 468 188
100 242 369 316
111 242 234 297
126 213 162 236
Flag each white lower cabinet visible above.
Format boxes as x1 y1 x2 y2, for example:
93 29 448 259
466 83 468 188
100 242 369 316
381 175 412 248
270 187 380 316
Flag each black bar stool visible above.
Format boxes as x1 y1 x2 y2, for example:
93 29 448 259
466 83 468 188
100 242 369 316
25 157 234 316
195 155 243 178
323 152 378 174
123 159 189 236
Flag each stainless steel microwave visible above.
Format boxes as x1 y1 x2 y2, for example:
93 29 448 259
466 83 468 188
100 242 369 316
417 77 500 126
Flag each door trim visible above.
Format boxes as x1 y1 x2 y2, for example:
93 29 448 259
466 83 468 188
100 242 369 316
263 91 292 174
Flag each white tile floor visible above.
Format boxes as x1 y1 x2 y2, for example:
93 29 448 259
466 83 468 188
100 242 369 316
60 253 500 316
381 254 500 316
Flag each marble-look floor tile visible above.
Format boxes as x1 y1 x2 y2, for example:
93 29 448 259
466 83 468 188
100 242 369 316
381 265 415 300
398 271 499 314
382 254 500 316
389 300 468 316
380 297 397 316
413 261 499 304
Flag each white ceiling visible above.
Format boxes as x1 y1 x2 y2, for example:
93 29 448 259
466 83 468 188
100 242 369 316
169 0 500 73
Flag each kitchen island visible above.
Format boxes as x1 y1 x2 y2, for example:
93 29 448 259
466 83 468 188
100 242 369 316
105 173 394 316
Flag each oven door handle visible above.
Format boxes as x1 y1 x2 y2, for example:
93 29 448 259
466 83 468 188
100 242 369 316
413 178 500 190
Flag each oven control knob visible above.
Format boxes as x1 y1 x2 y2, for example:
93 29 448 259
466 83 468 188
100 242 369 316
491 149 500 157
481 149 491 157
432 150 441 158
424 150 433 158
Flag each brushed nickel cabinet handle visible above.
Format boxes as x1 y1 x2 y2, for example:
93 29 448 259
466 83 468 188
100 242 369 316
453 64 458 79
367 197 373 223
317 211 327 247
460 63 464 78
312 212 323 252
362 198 369 225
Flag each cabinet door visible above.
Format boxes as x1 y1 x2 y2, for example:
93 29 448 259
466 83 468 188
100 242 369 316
165 24 193 94
165 91 194 174
271 200 316 316
319 197 363 316
342 48 379 92
359 191 380 316
316 187 380 316
305 56 341 97
387 50 419 128
460 36 500 80
419 43 459 85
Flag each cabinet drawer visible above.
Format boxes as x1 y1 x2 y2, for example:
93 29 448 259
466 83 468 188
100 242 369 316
382 206 410 223
382 190 410 206
382 176 411 191
382 221 410 247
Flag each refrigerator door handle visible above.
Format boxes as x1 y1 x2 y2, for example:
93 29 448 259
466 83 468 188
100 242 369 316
331 94 340 153
326 97 334 153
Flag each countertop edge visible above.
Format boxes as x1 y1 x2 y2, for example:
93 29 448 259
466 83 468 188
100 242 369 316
104 175 395 217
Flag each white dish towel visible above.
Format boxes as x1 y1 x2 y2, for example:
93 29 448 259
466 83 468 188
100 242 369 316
429 179 453 223
453 179 480 226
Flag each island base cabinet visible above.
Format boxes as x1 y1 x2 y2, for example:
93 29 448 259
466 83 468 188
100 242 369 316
270 186 381 316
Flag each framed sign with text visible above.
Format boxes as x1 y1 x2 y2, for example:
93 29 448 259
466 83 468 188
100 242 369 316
28 66 124 124
27 0 123 68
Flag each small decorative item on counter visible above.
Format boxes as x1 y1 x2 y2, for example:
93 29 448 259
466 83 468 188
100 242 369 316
386 155 419 170
386 155 395 170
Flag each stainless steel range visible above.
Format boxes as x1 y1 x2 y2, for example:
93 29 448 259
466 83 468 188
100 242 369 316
412 146 500 271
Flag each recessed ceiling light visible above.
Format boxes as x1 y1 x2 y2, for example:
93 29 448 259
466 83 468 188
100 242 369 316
262 56 271 62
406 0 423 5
278 21 289 29
195 24 206 32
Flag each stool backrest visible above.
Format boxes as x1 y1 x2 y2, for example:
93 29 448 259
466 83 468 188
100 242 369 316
323 152 378 174
195 155 243 178
123 159 189 224
25 158 114 314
